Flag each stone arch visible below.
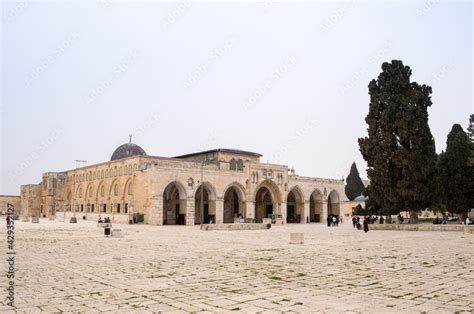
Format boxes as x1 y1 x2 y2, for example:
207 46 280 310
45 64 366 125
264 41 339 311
286 186 305 223
195 182 217 224
162 180 188 225
327 190 341 217
122 178 133 216
96 180 108 214
310 189 323 222
222 182 247 223
254 180 282 220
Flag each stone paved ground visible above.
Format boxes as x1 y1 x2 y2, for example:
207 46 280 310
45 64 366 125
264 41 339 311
1 219 473 313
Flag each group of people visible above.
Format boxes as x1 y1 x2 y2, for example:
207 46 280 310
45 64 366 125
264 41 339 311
98 217 111 223
326 215 342 227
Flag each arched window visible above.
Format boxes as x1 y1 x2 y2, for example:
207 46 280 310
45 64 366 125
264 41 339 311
237 159 244 171
133 164 138 171
101 185 105 197
114 168 117 177
128 182 132 195
119 167 122 176
101 170 104 179
230 158 237 171
114 184 118 196
78 187 83 198
88 186 93 197
129 165 132 174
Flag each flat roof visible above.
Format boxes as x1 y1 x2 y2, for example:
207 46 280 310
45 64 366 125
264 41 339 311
174 148 262 159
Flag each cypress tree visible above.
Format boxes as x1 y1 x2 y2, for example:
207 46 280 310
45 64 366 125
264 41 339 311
345 162 365 201
359 60 437 223
437 124 474 220
467 114 474 142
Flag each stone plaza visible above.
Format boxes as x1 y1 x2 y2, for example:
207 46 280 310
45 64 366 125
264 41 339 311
1 219 473 313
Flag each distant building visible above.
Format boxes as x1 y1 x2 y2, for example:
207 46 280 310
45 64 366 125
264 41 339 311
8 140 348 225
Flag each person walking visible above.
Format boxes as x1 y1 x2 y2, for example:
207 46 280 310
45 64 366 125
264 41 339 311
363 216 369 233
352 216 357 228
327 215 331 227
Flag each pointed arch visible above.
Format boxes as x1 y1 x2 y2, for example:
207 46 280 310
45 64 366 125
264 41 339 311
222 182 246 202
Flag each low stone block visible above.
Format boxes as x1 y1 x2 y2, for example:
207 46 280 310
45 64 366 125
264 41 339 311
112 229 123 237
290 233 304 244
22 217 30 222
69 217 77 223
464 226 474 234
31 217 39 223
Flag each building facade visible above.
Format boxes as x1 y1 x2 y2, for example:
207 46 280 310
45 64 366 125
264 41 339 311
17 142 348 225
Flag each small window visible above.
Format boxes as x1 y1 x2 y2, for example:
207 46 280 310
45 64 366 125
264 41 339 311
102 204 107 213
237 159 244 171
125 203 128 214
119 167 122 176
91 204 95 212
129 165 132 174
116 203 121 213
80 204 84 212
133 164 138 171
230 159 237 171
101 185 105 197
101 170 104 179
114 184 118 196
114 168 117 177
128 183 132 195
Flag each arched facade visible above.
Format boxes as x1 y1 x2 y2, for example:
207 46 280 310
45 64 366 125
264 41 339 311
286 186 305 223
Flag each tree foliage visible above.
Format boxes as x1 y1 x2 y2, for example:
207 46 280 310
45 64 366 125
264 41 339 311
345 162 365 201
467 114 474 142
437 124 474 219
358 60 437 223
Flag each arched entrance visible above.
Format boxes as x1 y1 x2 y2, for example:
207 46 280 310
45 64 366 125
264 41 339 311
286 188 304 223
223 185 245 223
327 190 340 217
163 182 187 225
195 184 216 224
310 190 323 222
255 187 274 220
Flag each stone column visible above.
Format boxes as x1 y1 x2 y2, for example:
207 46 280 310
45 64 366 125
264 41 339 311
246 201 255 219
280 202 287 224
215 198 224 224
302 201 310 224
186 197 195 226
322 200 328 223
149 195 163 225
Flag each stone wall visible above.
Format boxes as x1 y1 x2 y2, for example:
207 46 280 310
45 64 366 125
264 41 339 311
0 195 21 215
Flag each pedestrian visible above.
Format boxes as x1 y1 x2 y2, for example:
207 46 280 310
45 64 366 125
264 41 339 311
327 215 331 227
332 216 336 227
465 217 470 225
363 216 369 233
352 216 357 228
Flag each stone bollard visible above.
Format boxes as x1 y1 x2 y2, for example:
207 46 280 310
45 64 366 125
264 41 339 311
31 217 39 223
69 217 77 223
290 233 304 244
112 229 123 238
464 226 474 234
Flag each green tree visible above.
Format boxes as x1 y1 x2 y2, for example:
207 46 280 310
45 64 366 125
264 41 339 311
437 124 474 220
358 60 437 223
345 162 365 201
467 114 474 142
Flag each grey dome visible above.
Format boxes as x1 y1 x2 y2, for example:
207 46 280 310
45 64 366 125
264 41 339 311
353 195 368 202
111 143 146 161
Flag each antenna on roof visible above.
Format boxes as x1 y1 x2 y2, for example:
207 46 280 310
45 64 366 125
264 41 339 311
129 134 132 143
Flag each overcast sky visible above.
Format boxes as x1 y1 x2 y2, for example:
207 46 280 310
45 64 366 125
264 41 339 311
1 0 472 195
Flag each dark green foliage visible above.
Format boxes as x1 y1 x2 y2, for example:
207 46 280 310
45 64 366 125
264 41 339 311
437 124 474 219
358 60 437 223
467 114 474 142
345 162 365 201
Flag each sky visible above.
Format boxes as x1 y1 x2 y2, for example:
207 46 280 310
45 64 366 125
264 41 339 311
1 0 472 195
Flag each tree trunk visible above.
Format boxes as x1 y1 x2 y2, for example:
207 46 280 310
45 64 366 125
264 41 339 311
409 210 419 224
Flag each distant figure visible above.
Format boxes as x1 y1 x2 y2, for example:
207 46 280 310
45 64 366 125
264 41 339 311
379 216 385 224
363 216 369 233
327 215 331 227
332 216 336 227
98 216 103 223
339 216 343 224
352 216 357 228
465 217 470 225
